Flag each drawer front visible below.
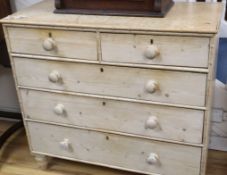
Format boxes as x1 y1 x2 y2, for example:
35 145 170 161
28 122 201 175
7 27 97 60
101 33 209 68
21 89 204 144
14 57 207 106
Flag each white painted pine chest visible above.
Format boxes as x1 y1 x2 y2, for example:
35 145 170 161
0 1 223 175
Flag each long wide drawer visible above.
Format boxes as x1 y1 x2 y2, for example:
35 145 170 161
14 57 207 106
27 122 201 175
20 89 204 144
101 33 209 68
7 27 98 60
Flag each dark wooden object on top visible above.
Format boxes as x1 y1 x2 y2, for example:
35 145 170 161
0 0 11 67
54 0 174 17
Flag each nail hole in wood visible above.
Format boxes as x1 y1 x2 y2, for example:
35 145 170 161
150 39 154 44
48 32 52 37
100 68 104 72
106 136 109 140
102 102 106 106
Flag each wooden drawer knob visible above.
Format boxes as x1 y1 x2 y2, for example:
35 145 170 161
54 104 65 115
144 45 160 59
145 80 159 93
147 153 159 165
43 37 56 51
48 70 61 83
145 116 158 129
60 139 71 151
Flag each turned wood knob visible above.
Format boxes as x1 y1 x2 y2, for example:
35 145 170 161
144 45 160 59
43 37 56 51
147 153 159 165
145 116 159 129
54 104 65 115
60 139 71 151
48 70 61 83
145 80 159 93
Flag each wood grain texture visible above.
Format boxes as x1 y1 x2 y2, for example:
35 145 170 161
0 128 226 175
27 122 201 175
0 2 223 175
19 89 204 144
7 27 98 61
11 53 210 73
101 33 209 68
13 57 207 107
0 1 223 34
200 34 219 175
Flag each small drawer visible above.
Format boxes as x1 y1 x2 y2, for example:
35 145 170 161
21 89 204 144
7 27 97 60
101 33 209 68
28 122 201 175
14 57 207 107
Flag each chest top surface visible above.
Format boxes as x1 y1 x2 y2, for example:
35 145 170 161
0 0 223 34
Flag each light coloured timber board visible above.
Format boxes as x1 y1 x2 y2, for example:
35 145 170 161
19 89 204 144
0 0 223 34
101 33 209 68
13 57 207 107
0 129 226 175
7 27 98 61
10 53 210 73
27 122 202 175
17 86 207 110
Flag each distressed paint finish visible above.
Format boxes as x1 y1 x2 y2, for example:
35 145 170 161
13 57 207 107
1 1 223 34
101 33 209 68
7 27 98 61
20 89 204 144
28 122 201 175
0 1 222 175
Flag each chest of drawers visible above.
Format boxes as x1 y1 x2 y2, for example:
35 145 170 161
0 1 223 175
